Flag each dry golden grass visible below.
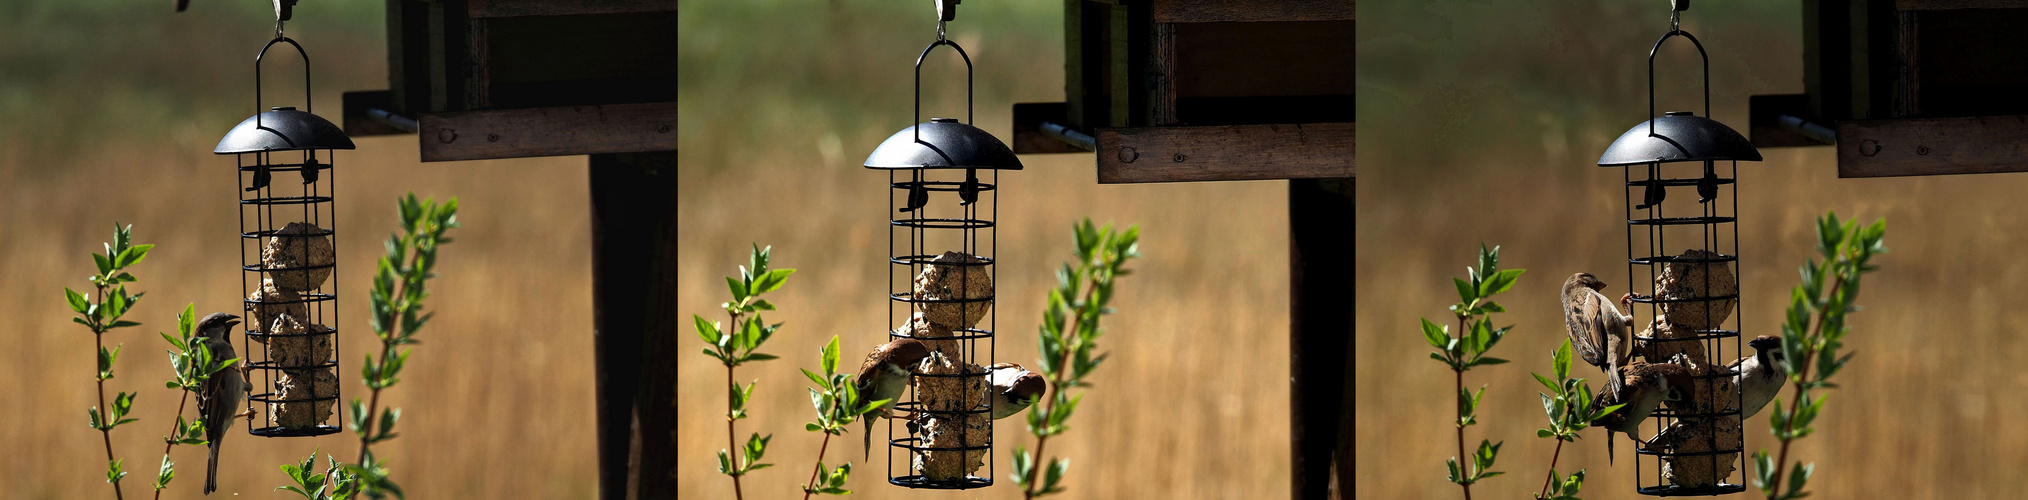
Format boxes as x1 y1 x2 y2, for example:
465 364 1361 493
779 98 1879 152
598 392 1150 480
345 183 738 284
1359 2 2028 498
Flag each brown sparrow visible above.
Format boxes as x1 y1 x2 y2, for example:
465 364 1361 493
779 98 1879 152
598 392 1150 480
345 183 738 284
1726 335 1787 420
986 363 1046 420
1562 273 1634 394
195 312 248 495
1589 361 1693 465
857 338 932 460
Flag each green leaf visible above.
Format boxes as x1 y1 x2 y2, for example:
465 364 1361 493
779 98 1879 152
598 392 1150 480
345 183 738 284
1421 318 1449 350
750 268 795 296
694 315 719 345
65 287 90 314
821 335 840 376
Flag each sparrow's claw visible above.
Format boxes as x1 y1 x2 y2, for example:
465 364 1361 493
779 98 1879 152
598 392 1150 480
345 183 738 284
1620 292 1637 309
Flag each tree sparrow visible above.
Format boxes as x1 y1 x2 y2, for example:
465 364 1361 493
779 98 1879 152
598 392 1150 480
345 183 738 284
1562 273 1634 394
195 312 248 495
1590 361 1693 465
858 337 932 460
1726 335 1786 420
986 363 1045 420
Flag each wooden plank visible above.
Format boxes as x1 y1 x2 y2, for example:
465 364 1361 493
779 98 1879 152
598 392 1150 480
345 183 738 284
1110 3 1131 127
1837 115 2028 177
1895 0 2028 9
1065 0 1086 131
1147 23 1178 126
418 102 677 162
468 0 676 18
1152 0 1354 23
1096 123 1353 183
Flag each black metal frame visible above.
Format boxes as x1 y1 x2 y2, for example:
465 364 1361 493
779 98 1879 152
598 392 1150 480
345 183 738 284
236 35 343 438
1620 25 1746 497
884 37 998 490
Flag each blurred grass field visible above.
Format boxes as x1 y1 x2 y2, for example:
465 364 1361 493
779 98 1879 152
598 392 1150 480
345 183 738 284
1359 2 2028 499
0 2 599 497
679 1 1297 499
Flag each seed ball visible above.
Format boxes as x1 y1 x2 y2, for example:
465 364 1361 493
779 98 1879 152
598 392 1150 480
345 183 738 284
261 222 336 292
910 351 990 481
894 312 960 356
1655 248 1739 331
246 279 308 333
264 314 334 368
272 368 337 429
911 251 993 329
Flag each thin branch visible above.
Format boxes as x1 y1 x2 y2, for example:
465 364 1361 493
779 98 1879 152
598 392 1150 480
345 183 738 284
800 432 833 500
93 283 126 500
1766 277 1842 499
1023 276 1100 499
153 389 194 500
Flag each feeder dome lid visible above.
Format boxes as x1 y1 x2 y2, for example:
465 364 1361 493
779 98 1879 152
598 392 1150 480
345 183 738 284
214 107 357 154
1597 111 1761 166
863 118 1023 170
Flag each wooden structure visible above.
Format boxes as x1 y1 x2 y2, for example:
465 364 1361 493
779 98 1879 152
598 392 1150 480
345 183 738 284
338 1 678 498
1751 0 2028 177
1010 0 1353 497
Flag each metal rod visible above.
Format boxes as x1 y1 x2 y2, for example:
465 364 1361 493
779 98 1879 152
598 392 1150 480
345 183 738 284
1039 121 1096 151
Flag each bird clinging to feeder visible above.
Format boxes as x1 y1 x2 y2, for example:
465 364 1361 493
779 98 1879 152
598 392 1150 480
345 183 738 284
1590 360 1694 465
987 363 1045 420
857 338 933 460
1561 272 1634 394
1726 335 1786 420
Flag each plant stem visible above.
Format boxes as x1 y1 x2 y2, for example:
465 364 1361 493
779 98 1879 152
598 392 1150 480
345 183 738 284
1537 439 1564 499
1765 277 1841 499
1455 316 1471 500
1023 276 1100 499
726 314 744 500
800 431 833 500
357 238 424 465
154 389 193 500
93 283 126 500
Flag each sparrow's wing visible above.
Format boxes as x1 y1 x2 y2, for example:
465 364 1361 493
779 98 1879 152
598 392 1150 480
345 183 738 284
1580 288 1632 367
1563 294 1607 367
197 341 237 443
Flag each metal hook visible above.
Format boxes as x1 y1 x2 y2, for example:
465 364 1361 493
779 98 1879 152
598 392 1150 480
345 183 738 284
936 19 947 41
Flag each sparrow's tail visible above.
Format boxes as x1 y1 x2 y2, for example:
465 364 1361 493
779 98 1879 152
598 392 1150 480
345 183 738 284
205 442 220 494
863 418 873 461
1606 430 1617 466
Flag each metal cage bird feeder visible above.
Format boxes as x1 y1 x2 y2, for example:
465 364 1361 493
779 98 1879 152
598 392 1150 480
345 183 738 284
1595 3 1763 495
864 2 1022 489
215 23 352 438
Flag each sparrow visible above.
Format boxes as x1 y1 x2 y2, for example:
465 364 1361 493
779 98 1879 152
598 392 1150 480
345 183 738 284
1589 361 1694 465
957 169 980 206
1562 273 1634 395
195 312 250 495
857 338 933 460
1726 335 1787 420
986 363 1046 420
1635 164 1666 210
899 180 928 213
1695 161 1719 204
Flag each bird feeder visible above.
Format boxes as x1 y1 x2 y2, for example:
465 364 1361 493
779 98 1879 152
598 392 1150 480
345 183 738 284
215 18 351 437
1595 2 1762 495
863 1 1021 489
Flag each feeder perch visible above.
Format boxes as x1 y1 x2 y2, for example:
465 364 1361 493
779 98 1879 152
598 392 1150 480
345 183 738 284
216 23 351 437
864 3 1021 487
1594 3 1762 494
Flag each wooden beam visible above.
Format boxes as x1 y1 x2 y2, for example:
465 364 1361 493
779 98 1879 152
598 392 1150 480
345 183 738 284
1837 114 2028 177
1013 102 1093 154
1152 0 1354 23
1289 178 1352 500
418 102 677 162
1895 0 2028 10
468 0 676 19
1096 123 1353 183
589 152 678 499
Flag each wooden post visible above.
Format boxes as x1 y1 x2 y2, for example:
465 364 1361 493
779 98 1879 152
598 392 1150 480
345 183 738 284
590 151 678 499
1289 178 1353 499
